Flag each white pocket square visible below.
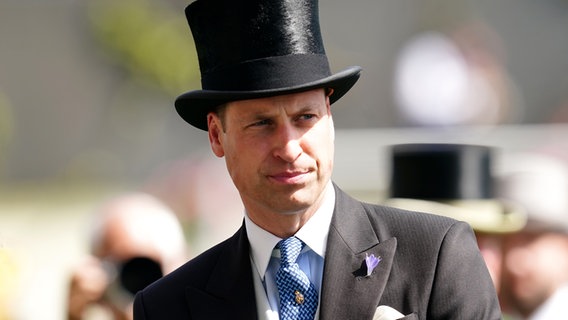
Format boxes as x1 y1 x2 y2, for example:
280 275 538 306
373 305 405 320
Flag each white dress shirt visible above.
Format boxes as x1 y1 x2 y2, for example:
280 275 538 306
246 182 335 320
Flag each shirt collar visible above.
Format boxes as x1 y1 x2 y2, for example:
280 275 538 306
530 284 568 320
245 182 336 279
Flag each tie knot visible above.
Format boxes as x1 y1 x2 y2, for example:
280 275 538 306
278 237 304 266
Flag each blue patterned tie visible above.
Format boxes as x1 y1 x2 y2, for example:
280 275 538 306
276 237 318 320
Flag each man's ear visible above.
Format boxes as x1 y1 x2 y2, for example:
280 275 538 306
207 112 225 157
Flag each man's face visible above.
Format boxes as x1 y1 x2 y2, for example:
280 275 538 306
207 89 334 220
501 231 568 316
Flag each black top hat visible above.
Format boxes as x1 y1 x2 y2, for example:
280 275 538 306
174 0 362 131
385 143 526 233
389 143 493 200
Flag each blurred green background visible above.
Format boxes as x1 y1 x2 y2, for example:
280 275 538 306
1 0 568 318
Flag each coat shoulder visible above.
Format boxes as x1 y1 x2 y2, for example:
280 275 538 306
134 232 241 318
150 235 236 291
363 201 465 232
335 186 467 239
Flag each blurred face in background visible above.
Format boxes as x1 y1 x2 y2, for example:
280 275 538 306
500 230 568 317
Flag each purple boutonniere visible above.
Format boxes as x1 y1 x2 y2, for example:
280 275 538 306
365 253 381 277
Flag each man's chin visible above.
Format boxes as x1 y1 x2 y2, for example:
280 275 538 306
274 189 324 213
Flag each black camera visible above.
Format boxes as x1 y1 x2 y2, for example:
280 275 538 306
104 256 163 307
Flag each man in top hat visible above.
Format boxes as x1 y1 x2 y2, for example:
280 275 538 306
383 143 527 294
133 0 501 319
496 152 568 319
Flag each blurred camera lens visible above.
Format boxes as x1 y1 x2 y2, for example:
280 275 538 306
118 256 163 295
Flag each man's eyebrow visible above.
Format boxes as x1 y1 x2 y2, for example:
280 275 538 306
298 104 317 111
299 102 327 114
249 110 276 119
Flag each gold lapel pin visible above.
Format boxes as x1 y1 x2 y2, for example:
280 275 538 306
294 290 305 304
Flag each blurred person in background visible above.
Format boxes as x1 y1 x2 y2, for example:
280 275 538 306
497 152 568 320
384 143 526 293
66 192 188 320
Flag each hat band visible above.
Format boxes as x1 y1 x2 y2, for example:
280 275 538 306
201 54 332 91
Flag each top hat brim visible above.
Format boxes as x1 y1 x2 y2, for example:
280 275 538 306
384 198 527 234
175 66 362 131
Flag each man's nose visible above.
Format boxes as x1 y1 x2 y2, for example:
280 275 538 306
272 124 302 163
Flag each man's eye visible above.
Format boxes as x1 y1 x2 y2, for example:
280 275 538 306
299 114 316 121
251 119 271 127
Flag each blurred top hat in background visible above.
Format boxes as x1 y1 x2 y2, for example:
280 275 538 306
174 0 362 131
496 152 568 233
384 143 526 234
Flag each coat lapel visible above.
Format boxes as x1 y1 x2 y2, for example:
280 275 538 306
319 186 397 320
185 224 259 319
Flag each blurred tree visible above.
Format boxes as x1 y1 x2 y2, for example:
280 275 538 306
87 0 200 96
